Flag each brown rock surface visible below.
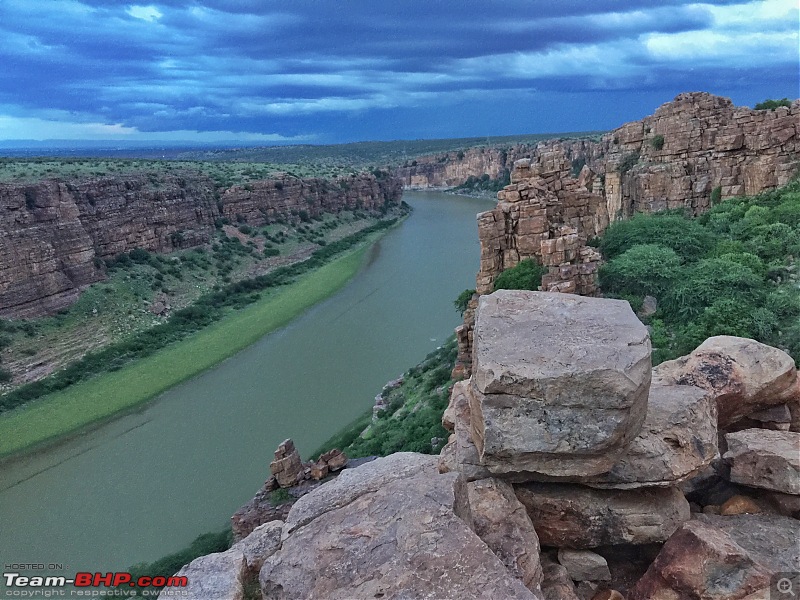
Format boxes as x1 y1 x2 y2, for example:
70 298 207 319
470 291 651 478
515 483 689 548
692 513 800 575
628 520 772 600
652 336 798 427
467 477 544 592
260 453 541 599
437 380 492 481
724 429 800 494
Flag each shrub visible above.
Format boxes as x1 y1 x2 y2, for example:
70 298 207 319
617 152 640 174
600 244 683 298
599 213 714 262
650 134 665 150
263 247 280 257
454 289 475 315
493 259 546 292
710 186 722 206
754 98 791 110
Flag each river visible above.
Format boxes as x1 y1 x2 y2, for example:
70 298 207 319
0 191 493 577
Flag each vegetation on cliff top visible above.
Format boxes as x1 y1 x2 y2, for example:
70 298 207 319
754 98 792 111
599 179 800 363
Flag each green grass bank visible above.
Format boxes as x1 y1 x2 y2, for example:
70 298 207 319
0 236 380 458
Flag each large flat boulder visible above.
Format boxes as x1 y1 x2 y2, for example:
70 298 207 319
628 520 772 600
261 453 541 599
653 336 798 428
724 429 800 495
470 291 651 478
515 482 689 548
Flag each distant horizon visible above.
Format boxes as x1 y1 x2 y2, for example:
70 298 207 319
1 1 796 146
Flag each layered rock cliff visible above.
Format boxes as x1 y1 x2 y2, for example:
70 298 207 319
394 92 799 219
0 172 402 317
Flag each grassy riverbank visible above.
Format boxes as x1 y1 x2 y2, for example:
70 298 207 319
0 233 384 458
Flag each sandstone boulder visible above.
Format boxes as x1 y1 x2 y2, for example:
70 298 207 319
557 549 611 582
579 383 717 489
261 453 541 599
467 477 544 592
470 291 651 478
515 482 689 548
724 429 800 494
628 520 772 600
160 549 247 600
693 513 800 575
653 336 798 427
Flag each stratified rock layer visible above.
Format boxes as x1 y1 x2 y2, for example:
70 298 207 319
470 290 651 478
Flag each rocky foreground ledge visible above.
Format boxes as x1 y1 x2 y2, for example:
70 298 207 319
163 291 800 600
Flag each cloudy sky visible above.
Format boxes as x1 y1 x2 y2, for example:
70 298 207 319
0 0 797 145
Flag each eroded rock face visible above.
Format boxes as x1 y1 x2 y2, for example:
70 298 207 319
466 477 544 593
652 336 798 427
230 521 283 577
269 439 303 488
470 291 651 478
628 520 772 600
515 483 689 548
724 429 800 495
261 453 540 600
557 549 612 582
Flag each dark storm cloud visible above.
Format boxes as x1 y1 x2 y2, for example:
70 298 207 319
0 0 796 143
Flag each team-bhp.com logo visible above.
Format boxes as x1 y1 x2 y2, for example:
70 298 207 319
4 572 188 596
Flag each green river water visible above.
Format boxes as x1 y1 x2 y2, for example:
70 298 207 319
0 191 493 579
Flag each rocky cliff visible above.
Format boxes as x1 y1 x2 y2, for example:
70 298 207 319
394 92 799 219
166 293 800 600
0 172 402 317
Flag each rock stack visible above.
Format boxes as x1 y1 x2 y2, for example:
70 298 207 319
165 293 799 600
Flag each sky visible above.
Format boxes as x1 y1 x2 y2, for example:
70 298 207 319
0 0 797 146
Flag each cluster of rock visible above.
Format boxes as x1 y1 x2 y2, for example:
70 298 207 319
231 440 350 541
166 291 799 599
268 438 347 487
0 171 402 317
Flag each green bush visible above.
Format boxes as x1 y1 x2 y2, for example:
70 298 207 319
493 259 546 292
453 289 475 315
599 244 683 298
754 98 791 110
599 213 714 262
650 134 665 150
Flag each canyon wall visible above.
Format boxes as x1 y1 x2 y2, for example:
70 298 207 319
394 93 799 219
453 93 799 377
0 172 402 318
